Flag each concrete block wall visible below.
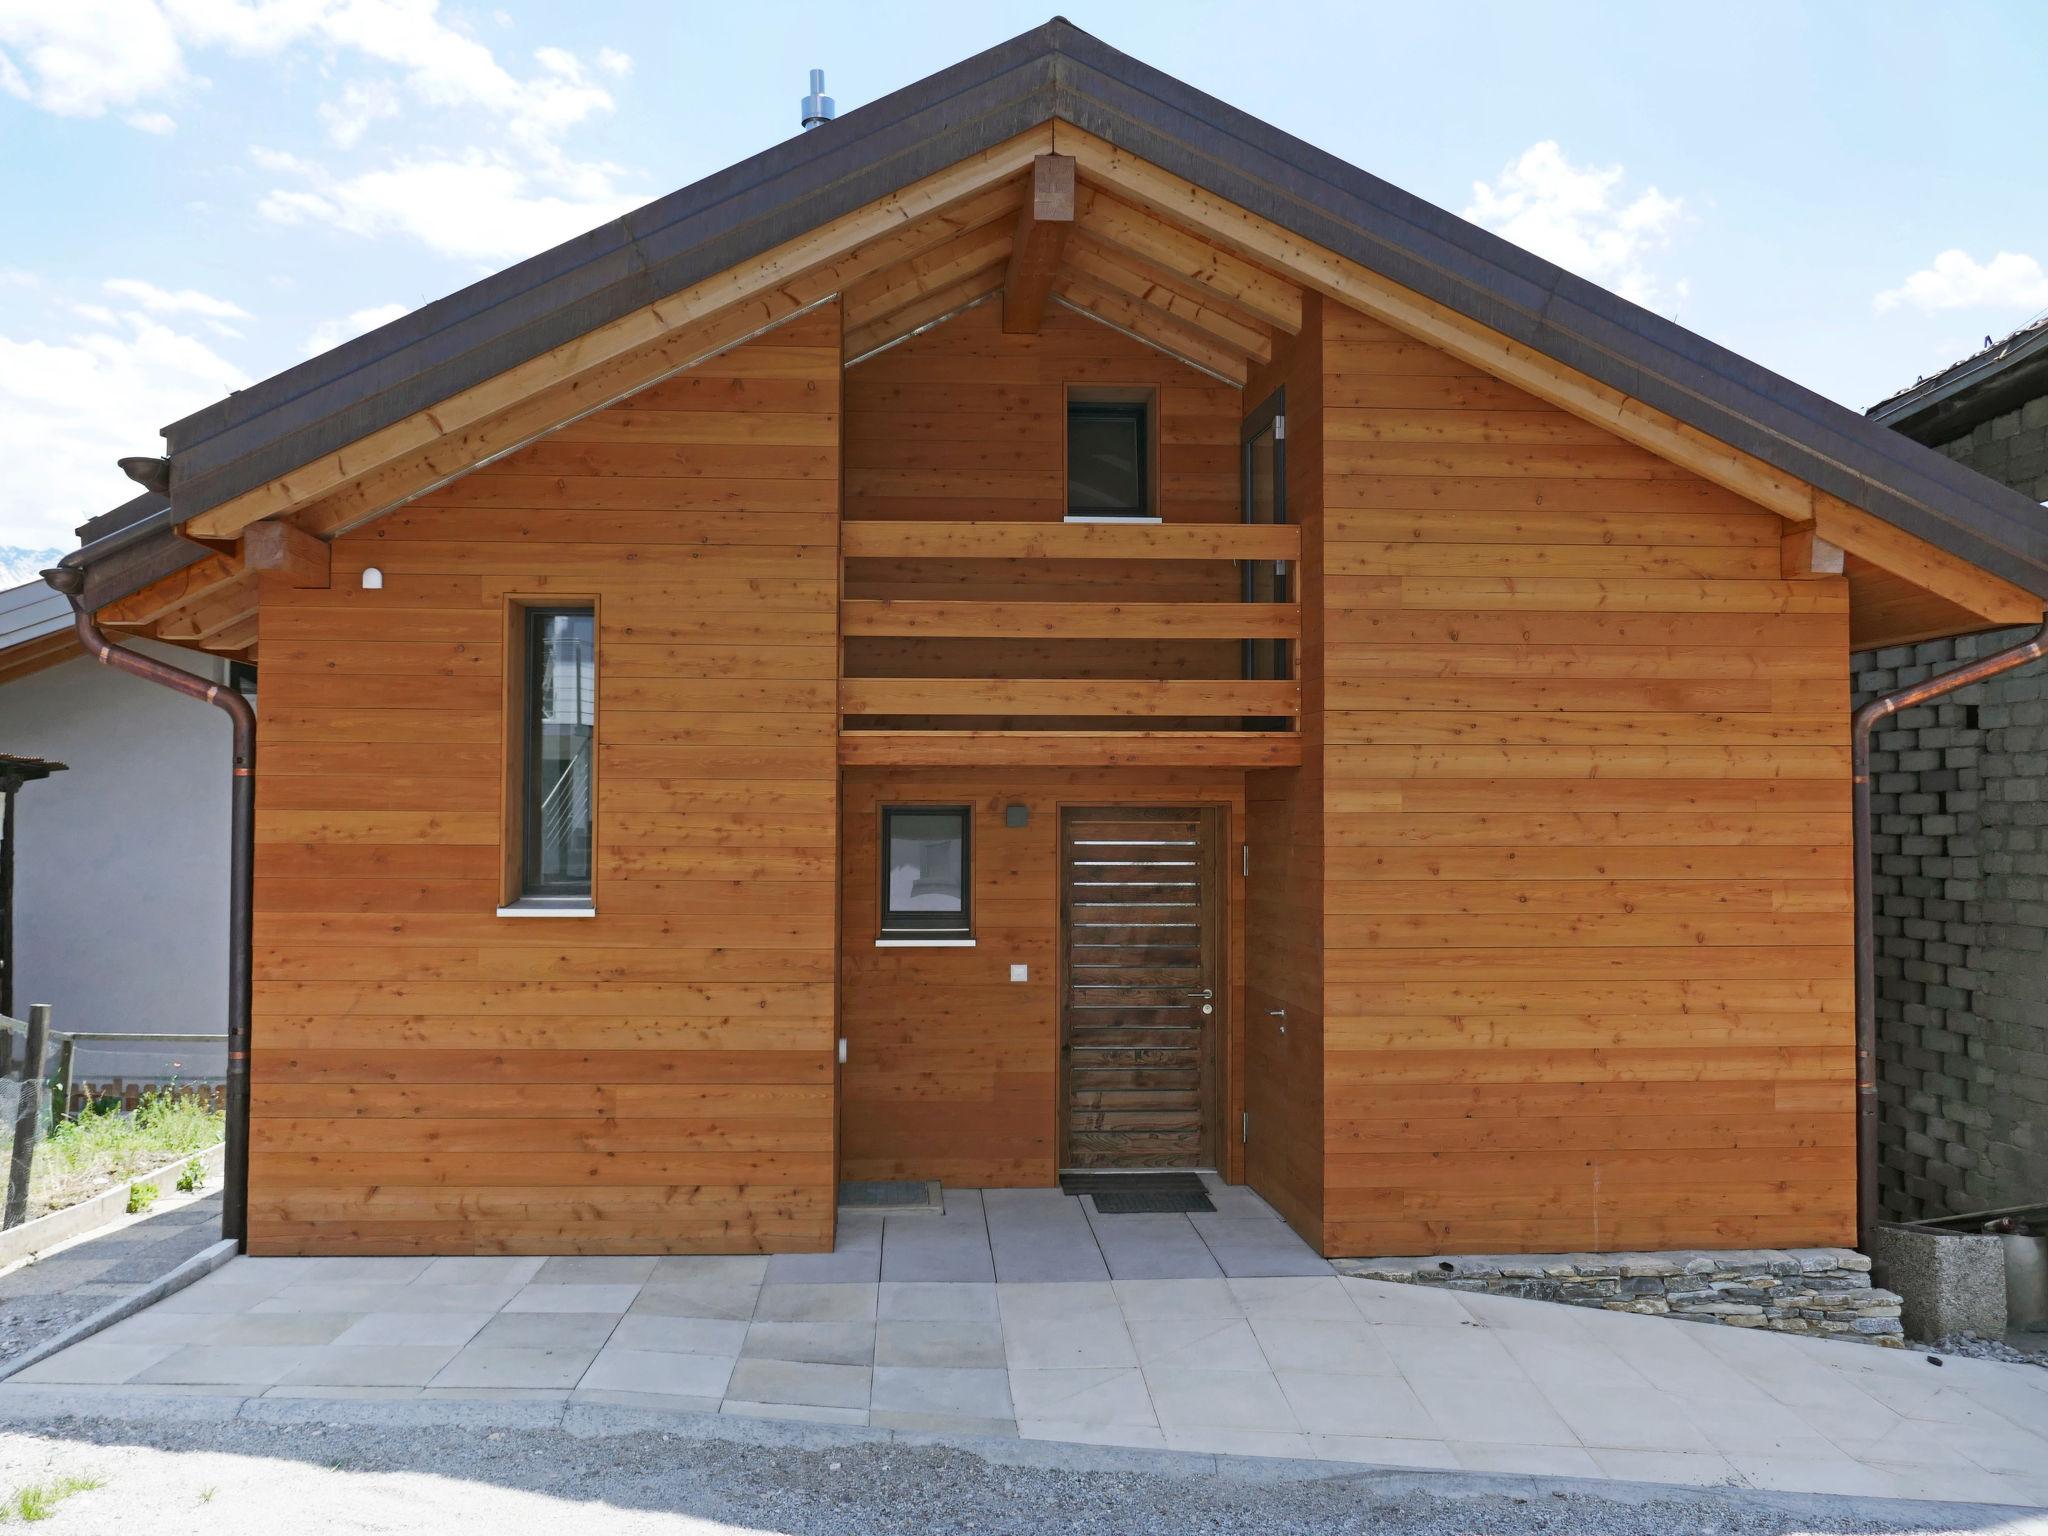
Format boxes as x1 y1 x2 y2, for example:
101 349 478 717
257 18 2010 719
1853 629 2048 1222
1931 395 2048 503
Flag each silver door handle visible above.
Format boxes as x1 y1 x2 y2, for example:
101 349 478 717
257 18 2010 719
1266 1008 1287 1018
1186 989 1213 1000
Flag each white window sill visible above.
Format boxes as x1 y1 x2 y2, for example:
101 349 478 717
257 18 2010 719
496 900 597 918
1063 514 1162 524
875 937 976 948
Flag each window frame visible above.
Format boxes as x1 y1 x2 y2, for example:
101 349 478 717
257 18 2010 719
517 603 597 903
1065 398 1152 520
879 804 974 938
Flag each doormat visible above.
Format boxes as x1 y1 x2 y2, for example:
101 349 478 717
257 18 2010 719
838 1180 942 1213
1060 1171 1215 1214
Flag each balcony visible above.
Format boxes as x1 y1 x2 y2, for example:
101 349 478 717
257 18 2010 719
838 520 1301 767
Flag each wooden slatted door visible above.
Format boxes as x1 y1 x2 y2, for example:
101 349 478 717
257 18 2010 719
1060 807 1222 1169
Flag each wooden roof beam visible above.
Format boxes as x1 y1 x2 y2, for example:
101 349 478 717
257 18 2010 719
95 548 244 626
1051 273 1249 385
154 578 259 643
1072 182 1302 333
243 520 330 588
1061 232 1275 362
1001 153 1075 334
184 128 1054 540
844 271 1004 362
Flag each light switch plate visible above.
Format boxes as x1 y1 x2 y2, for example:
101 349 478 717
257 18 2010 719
1009 963 1029 983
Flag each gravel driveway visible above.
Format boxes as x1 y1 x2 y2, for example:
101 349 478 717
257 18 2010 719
0 1404 2029 1536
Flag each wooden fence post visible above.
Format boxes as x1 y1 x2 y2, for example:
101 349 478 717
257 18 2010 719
54 1037 75 1125
4 1004 50 1229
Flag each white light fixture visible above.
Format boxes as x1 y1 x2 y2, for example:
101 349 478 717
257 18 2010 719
361 567 384 590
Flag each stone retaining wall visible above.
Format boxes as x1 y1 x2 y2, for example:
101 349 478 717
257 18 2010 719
1334 1248 1906 1346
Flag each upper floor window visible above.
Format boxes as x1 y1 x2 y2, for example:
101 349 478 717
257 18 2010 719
518 605 595 903
1067 398 1151 520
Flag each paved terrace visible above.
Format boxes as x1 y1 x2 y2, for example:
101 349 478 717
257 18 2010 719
4 1177 2046 1509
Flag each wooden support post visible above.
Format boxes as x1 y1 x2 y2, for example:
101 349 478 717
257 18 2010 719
4 1004 50 1229
55 1036 75 1124
1781 527 1845 578
1002 153 1076 334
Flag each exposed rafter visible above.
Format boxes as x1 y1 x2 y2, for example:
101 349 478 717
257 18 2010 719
1001 153 1075 334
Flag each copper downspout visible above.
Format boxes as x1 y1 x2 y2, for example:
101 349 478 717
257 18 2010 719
1853 621 2048 1248
41 573 255 1249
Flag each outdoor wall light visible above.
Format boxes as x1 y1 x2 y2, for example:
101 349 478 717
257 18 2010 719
361 567 384 590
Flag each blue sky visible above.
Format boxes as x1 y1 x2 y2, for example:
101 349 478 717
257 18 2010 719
2 0 2045 553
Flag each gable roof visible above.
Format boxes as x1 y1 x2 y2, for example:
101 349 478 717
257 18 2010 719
63 16 2048 604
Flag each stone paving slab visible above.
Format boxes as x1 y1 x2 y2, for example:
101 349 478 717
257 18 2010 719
5 1176 2048 1508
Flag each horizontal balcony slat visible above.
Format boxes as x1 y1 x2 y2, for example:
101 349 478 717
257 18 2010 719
840 678 1299 716
838 730 1303 767
841 521 1299 561
842 599 1299 639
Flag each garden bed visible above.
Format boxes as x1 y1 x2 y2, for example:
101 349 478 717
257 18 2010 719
0 1091 224 1223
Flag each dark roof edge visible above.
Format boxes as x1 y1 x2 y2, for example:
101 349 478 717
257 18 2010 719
164 22 1073 512
54 492 211 610
142 16 2048 602
1870 322 2048 445
1035 29 2048 598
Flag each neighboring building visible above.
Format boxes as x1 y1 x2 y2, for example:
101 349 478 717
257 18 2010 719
44 23 2048 1260
0 577 231 1086
1858 318 2048 1224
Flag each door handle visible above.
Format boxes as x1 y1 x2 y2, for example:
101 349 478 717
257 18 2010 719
1186 988 1214 1000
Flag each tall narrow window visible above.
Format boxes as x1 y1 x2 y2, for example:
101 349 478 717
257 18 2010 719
1067 399 1150 519
881 805 972 938
520 606 595 901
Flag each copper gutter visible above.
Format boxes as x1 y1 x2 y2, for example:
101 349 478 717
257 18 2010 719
40 571 255 1249
1853 621 2048 1247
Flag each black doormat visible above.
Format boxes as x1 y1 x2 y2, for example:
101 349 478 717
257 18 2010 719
1089 1189 1216 1213
838 1180 941 1211
1060 1171 1215 1214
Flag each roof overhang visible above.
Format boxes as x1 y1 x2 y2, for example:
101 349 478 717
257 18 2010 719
53 17 2048 632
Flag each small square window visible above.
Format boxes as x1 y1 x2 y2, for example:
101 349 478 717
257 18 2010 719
1067 400 1149 517
881 805 972 936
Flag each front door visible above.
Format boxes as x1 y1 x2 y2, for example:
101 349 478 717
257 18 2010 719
1059 806 1223 1169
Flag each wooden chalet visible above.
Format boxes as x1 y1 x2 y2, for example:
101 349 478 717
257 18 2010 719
47 22 2048 1259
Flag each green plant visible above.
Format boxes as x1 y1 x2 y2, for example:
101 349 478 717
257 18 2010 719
1 1474 102 1523
0 1087 224 1222
176 1157 205 1193
126 1182 159 1216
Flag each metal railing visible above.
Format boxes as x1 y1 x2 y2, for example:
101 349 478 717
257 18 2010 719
1 1004 225 1229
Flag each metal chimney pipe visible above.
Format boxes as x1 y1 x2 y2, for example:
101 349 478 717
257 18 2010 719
800 69 834 131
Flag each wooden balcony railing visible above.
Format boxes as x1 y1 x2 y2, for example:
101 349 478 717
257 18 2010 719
839 521 1302 767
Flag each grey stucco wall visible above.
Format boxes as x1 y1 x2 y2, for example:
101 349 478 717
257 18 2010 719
0 643 230 1084
1852 389 2048 1223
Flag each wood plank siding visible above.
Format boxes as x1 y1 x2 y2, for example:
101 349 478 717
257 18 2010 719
842 300 1245 728
840 770 1246 1188
1305 303 1856 1256
246 306 843 1255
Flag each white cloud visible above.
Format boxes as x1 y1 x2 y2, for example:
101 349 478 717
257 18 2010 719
306 301 408 356
1875 250 2048 314
2 2 627 152
0 1 186 118
102 278 250 321
0 307 249 548
258 150 644 264
1464 141 1689 310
